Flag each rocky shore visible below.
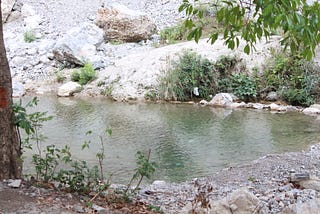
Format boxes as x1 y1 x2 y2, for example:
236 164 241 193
139 143 320 213
1 143 320 213
2 0 320 213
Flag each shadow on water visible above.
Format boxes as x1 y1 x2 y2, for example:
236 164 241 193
20 96 320 183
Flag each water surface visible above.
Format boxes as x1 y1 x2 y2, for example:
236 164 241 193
21 96 320 183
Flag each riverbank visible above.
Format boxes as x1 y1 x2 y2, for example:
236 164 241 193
1 142 320 213
2 0 320 213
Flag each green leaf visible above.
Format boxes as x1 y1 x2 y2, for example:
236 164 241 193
210 33 219 44
244 44 250 54
106 128 112 136
228 39 235 49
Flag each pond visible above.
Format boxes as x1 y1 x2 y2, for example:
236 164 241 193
20 96 320 183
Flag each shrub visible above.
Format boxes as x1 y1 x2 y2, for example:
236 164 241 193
56 71 66 83
231 73 258 101
215 55 243 93
79 63 97 85
24 30 37 43
159 51 217 101
71 63 97 85
261 52 320 106
160 23 186 44
71 70 80 82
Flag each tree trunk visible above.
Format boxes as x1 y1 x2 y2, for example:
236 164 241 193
0 0 22 179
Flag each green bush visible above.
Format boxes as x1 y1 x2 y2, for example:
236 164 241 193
71 70 80 82
261 52 320 106
159 51 217 101
79 63 97 85
71 63 97 85
24 30 37 43
231 73 258 101
56 71 66 83
215 55 243 93
160 23 186 44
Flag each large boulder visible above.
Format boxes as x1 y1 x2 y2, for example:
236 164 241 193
53 23 104 66
2 0 16 22
181 188 260 214
57 81 82 97
210 188 260 214
302 104 320 115
95 3 157 42
209 93 233 107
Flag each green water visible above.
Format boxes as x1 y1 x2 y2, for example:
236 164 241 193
21 96 320 183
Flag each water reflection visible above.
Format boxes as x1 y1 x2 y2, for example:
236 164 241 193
20 96 320 183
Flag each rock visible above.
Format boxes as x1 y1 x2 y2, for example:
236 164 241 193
226 188 260 213
92 204 110 214
302 107 320 115
285 105 300 112
251 103 265 110
210 198 232 214
298 176 320 191
309 104 320 110
281 199 320 214
95 3 157 42
12 81 25 97
229 102 246 108
266 91 278 101
24 14 42 29
2 0 16 22
209 93 233 107
21 4 36 17
57 81 82 97
73 204 85 213
8 179 22 188
270 103 280 111
199 100 208 106
182 188 261 214
53 23 104 66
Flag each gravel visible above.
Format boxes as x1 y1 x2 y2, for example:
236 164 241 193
136 143 320 213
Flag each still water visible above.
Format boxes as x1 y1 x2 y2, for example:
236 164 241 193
21 96 320 183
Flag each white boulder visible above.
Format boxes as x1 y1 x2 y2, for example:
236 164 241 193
57 81 82 97
209 93 233 107
53 23 104 66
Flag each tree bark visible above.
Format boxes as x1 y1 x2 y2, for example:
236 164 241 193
0 0 22 179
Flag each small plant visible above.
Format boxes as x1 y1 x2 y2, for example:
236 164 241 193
109 39 124 45
144 90 158 101
71 70 80 82
248 176 257 182
32 145 60 182
71 63 97 85
125 149 157 194
148 205 164 213
97 80 106 87
14 97 53 153
24 30 36 43
79 63 97 85
56 71 66 83
160 23 186 44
